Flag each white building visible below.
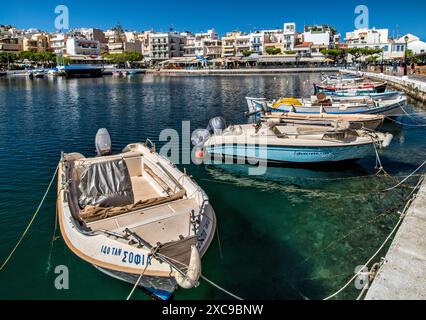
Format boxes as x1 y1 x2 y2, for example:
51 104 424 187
397 34 426 55
66 37 100 56
346 28 407 61
50 33 67 54
150 32 185 61
283 23 297 51
249 32 263 54
303 25 333 49
183 29 218 57
235 34 250 56
346 28 389 46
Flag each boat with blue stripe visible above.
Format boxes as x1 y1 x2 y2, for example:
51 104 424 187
198 120 393 165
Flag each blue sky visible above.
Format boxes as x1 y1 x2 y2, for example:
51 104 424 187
2 0 425 39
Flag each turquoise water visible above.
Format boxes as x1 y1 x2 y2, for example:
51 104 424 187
0 74 424 300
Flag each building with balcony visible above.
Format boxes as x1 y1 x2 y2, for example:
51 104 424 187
345 28 407 61
283 23 297 51
221 31 242 57
150 32 185 61
49 33 67 54
66 37 100 56
183 29 218 58
204 39 222 59
249 32 263 54
22 33 49 52
235 34 250 56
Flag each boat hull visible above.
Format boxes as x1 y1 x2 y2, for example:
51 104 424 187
57 144 217 300
94 265 176 300
206 143 375 164
247 96 406 116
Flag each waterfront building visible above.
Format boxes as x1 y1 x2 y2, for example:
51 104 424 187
104 24 143 54
263 29 284 54
0 26 23 52
249 31 263 54
397 34 426 55
345 28 407 61
204 39 222 59
235 34 250 56
183 29 218 58
49 33 67 54
283 23 297 51
66 37 101 56
303 25 335 54
71 28 106 43
22 33 49 52
150 32 185 61
294 42 313 57
221 31 241 58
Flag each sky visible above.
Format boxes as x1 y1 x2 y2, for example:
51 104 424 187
1 0 426 40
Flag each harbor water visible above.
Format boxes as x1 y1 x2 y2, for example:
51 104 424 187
0 74 425 300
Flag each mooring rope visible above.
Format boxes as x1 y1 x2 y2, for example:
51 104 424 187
323 192 416 300
0 165 58 272
384 116 426 127
126 263 150 300
384 160 426 192
200 275 244 301
128 251 244 301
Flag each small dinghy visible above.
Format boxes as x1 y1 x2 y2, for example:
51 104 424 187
57 129 216 300
260 111 385 130
193 117 393 165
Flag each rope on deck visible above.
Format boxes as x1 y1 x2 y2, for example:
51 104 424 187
0 164 58 272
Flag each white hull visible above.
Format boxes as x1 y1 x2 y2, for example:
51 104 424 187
58 143 216 299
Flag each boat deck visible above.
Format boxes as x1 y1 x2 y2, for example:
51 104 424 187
87 194 198 246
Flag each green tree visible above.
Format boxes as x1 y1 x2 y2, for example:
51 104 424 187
265 47 282 55
242 50 253 57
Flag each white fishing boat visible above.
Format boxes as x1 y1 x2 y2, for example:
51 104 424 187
260 112 385 130
193 118 393 165
246 92 406 116
57 129 216 300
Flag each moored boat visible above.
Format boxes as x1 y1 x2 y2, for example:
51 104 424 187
246 93 406 116
60 64 104 78
260 112 385 130
314 82 388 94
57 130 216 299
193 118 393 165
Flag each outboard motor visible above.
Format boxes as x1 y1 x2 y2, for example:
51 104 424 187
207 117 227 135
191 129 211 147
95 128 112 156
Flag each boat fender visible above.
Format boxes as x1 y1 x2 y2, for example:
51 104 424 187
382 133 394 148
195 149 205 159
173 246 201 289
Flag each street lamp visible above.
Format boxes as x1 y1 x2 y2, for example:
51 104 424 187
404 35 409 76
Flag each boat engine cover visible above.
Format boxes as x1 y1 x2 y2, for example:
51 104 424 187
95 128 112 156
208 117 227 135
191 129 211 146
